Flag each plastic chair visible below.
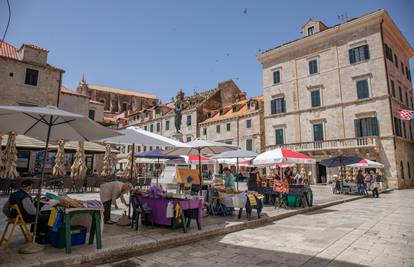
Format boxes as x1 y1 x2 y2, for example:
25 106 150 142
86 177 96 192
0 204 32 248
130 197 154 230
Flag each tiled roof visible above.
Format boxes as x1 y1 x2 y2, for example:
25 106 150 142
87 84 157 99
201 96 263 124
0 40 17 59
61 85 88 97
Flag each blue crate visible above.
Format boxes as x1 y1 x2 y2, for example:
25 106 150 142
48 225 87 249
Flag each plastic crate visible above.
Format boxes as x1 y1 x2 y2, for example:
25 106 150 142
287 195 301 207
48 225 87 249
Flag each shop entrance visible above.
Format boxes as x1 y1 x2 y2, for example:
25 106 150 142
317 163 327 183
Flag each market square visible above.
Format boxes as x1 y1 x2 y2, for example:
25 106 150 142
0 1 413 266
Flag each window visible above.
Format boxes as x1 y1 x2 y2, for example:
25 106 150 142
349 44 370 64
406 66 409 79
401 161 404 179
356 79 369 99
394 117 402 137
186 115 192 126
149 146 153 151
313 123 324 142
155 108 160 114
143 146 147 152
246 119 252 128
394 54 398 68
406 92 409 106
390 80 396 97
137 146 141 153
145 112 149 118
165 120 170 131
226 123 231 131
273 70 281 84
309 59 318 74
384 44 393 61
401 63 405 75
219 109 224 115
307 26 315 36
246 139 253 151
402 120 407 138
407 69 412 81
275 128 284 145
203 128 207 135
207 113 212 118
144 125 148 131
186 136 191 142
216 125 220 133
25 68 38 86
354 117 379 137
156 122 160 132
399 86 403 102
270 97 286 114
88 109 95 120
408 162 411 179
150 124 154 132
232 106 237 112
311 90 321 107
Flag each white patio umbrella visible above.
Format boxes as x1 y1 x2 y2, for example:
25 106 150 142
52 140 65 177
0 132 18 179
347 159 384 168
0 105 120 252
212 149 258 190
101 126 189 181
165 139 238 185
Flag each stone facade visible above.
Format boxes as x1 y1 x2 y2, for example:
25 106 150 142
76 79 159 114
257 10 414 189
199 95 264 153
0 42 64 107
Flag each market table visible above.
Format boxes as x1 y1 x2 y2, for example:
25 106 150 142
137 196 203 233
62 208 102 254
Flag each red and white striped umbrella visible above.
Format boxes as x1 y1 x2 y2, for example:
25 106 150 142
186 154 215 165
347 159 384 168
252 148 315 166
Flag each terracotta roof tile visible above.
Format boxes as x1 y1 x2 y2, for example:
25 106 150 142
0 40 17 59
87 84 157 99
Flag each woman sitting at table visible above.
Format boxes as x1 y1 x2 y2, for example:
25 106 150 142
222 167 236 189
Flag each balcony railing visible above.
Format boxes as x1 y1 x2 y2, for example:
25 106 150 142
269 137 378 152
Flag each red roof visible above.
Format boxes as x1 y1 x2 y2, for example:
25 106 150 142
0 40 17 59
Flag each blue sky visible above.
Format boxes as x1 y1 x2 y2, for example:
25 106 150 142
1 0 413 102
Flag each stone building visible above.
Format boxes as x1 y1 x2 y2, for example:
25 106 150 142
124 80 242 157
257 9 414 188
0 41 64 106
199 95 264 153
76 78 159 115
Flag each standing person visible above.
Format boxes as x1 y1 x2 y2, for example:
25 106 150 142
294 172 303 184
364 171 373 195
99 181 132 224
222 167 236 189
370 170 379 198
356 170 365 195
248 167 260 191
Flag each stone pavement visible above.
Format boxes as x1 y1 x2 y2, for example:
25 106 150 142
0 185 360 266
98 189 414 267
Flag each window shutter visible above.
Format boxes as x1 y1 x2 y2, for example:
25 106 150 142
281 98 286 112
354 119 361 137
364 45 370 60
349 49 355 64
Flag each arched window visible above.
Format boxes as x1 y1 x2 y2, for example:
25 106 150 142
400 161 404 179
408 162 411 179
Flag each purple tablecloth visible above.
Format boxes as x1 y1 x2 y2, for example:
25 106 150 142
137 196 203 226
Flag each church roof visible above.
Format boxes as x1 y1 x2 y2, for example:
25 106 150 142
86 83 157 99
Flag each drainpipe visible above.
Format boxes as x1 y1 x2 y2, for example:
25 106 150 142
237 117 240 147
56 71 63 107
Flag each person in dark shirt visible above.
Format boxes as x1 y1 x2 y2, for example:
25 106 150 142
2 179 50 243
356 170 365 195
247 167 260 192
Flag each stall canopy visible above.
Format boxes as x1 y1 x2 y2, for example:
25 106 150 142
320 156 363 168
252 148 315 166
347 159 384 168
0 105 120 252
186 154 215 165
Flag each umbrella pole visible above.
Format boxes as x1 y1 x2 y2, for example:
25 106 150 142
157 157 159 185
236 157 239 191
33 117 52 244
130 143 135 181
198 148 202 195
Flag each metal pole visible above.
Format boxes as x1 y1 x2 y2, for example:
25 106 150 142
130 143 135 181
236 157 239 191
157 157 159 185
32 116 53 243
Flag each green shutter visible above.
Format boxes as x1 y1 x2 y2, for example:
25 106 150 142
363 45 370 60
349 49 355 64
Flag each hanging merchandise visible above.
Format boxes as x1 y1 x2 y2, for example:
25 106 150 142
71 141 87 180
0 132 17 179
101 144 112 176
53 140 66 177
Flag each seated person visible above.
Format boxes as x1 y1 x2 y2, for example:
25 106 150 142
2 179 50 244
222 167 236 189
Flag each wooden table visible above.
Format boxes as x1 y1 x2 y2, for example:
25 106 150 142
62 208 102 254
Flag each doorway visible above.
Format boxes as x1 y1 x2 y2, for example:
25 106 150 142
317 163 327 183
